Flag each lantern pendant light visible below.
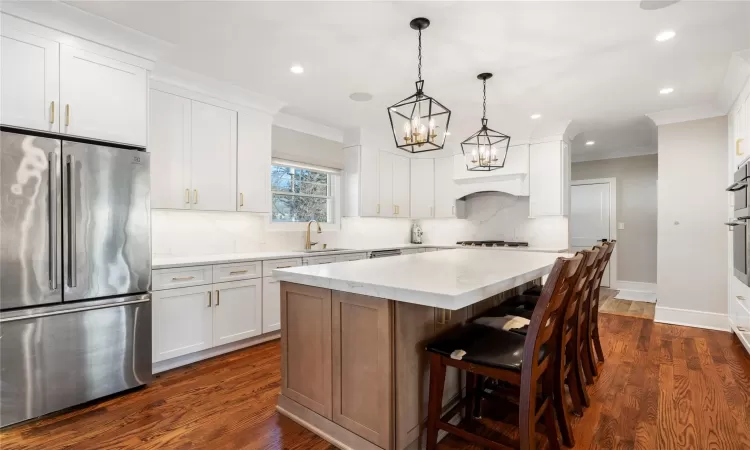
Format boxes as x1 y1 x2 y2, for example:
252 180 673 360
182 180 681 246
387 18 451 153
461 73 511 171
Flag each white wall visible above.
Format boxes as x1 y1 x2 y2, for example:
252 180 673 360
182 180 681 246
572 154 658 284
418 192 569 249
272 125 344 169
656 116 728 329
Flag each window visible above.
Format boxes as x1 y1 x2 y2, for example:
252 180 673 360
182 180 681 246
271 163 334 223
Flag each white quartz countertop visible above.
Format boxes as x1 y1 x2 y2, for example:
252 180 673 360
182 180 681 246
152 244 568 269
273 249 572 310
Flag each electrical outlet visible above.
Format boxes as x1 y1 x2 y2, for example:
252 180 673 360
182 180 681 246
617 222 625 230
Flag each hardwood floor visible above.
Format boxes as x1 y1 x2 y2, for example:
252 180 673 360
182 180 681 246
599 298 656 320
2 315 750 450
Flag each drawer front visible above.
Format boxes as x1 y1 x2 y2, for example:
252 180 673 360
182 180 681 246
423 248 438 252
401 249 419 255
303 256 337 266
335 252 368 263
262 258 303 277
213 261 263 282
153 266 213 291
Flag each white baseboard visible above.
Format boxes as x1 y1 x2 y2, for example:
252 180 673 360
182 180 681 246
611 280 658 293
152 331 281 374
654 306 730 332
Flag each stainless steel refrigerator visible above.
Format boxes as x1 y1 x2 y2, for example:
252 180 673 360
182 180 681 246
0 128 152 427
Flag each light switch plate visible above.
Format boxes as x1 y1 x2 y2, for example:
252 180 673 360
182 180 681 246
617 222 625 230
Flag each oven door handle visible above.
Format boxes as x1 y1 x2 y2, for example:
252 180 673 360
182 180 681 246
726 181 748 192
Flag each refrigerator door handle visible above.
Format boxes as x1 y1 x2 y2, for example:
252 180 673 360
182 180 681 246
0 298 150 323
67 154 77 288
48 152 58 290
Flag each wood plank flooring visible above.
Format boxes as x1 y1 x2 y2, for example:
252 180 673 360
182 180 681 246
2 315 750 449
599 298 656 320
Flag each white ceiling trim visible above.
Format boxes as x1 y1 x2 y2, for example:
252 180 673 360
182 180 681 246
273 113 344 143
572 147 657 163
645 104 725 127
717 50 750 114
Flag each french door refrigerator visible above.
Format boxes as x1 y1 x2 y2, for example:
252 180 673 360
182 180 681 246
0 128 152 427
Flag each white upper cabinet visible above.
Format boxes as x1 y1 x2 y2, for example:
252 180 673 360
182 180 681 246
189 101 238 212
392 153 410 217
529 140 570 217
60 45 148 146
378 151 395 217
0 27 59 132
410 158 435 218
149 89 191 209
434 156 462 218
237 108 272 213
342 145 379 217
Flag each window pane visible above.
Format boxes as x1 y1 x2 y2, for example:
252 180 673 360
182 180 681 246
272 193 329 223
271 165 293 193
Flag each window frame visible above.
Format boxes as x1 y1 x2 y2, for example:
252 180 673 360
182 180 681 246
267 160 341 232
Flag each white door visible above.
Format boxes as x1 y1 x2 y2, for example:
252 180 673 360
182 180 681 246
59 45 147 146
152 286 213 363
0 28 59 131
410 158 434 218
190 100 237 211
262 276 281 333
434 156 456 218
149 89 192 209
378 151 394 217
393 154 410 217
570 182 611 286
237 108 272 213
213 279 262 346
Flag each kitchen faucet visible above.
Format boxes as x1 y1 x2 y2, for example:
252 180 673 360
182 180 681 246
305 220 322 250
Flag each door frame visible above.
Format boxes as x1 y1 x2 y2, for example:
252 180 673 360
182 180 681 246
570 177 617 287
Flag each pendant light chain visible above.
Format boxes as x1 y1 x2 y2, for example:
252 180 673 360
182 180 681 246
482 78 487 120
417 29 422 81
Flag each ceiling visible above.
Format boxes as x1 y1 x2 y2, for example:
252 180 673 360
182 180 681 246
66 1 750 158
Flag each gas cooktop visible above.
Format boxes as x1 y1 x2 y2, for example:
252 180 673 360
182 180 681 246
456 240 529 248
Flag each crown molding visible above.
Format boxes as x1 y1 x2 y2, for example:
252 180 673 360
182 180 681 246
717 50 750 114
645 104 725 127
273 113 344 143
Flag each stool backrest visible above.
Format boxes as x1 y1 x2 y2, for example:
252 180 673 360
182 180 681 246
589 241 616 322
565 249 600 336
523 253 584 377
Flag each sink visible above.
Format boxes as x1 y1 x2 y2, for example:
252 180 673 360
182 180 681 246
302 248 351 253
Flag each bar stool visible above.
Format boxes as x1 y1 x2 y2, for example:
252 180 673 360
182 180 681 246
477 249 599 447
424 254 584 450
585 241 616 378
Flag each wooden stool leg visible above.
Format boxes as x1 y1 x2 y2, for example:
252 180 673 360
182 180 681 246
551 359 575 447
593 324 606 364
426 353 447 450
544 401 562 450
473 375 484 419
465 372 476 419
581 338 596 385
572 348 590 409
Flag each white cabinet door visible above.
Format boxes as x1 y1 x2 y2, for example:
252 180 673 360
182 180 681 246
59 45 147 146
410 158 434 218
303 255 337 265
152 285 213 363
360 147 380 217
434 156 456 218
393 154 410 217
149 89 191 209
213 279 262 346
378 151 394 217
0 27 59 131
190 100 237 211
237 108 272 213
529 141 564 216
262 276 281 333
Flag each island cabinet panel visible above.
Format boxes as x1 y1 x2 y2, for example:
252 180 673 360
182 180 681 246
280 283 333 419
332 292 393 449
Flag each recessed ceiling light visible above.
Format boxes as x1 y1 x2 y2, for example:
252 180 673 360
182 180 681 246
655 30 676 42
585 141 595 146
290 64 304 74
659 87 674 95
349 92 373 102
530 114 542 120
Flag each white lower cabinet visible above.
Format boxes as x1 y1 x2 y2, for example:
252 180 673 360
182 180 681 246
212 279 262 346
335 252 368 262
152 285 214 363
262 276 281 333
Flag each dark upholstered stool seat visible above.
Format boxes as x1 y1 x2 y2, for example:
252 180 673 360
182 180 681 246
523 285 543 296
425 323 548 371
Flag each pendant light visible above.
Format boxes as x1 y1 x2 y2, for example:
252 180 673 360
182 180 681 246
387 18 451 153
461 73 511 171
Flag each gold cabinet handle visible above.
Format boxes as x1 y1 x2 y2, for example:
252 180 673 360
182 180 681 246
376 204 380 214
65 104 70 126
430 206 433 217
276 265 292 269
185 189 190 204
171 276 195 281
216 290 220 306
49 101 55 124
737 138 745 156
207 291 212 307
452 205 455 216
229 270 248 275
738 296 746 301
240 192 244 207
194 189 198 204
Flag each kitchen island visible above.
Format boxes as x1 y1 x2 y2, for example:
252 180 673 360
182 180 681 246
273 249 569 450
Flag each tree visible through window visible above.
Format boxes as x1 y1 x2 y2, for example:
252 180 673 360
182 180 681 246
271 164 332 223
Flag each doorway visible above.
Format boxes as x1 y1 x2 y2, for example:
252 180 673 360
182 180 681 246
570 178 616 287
